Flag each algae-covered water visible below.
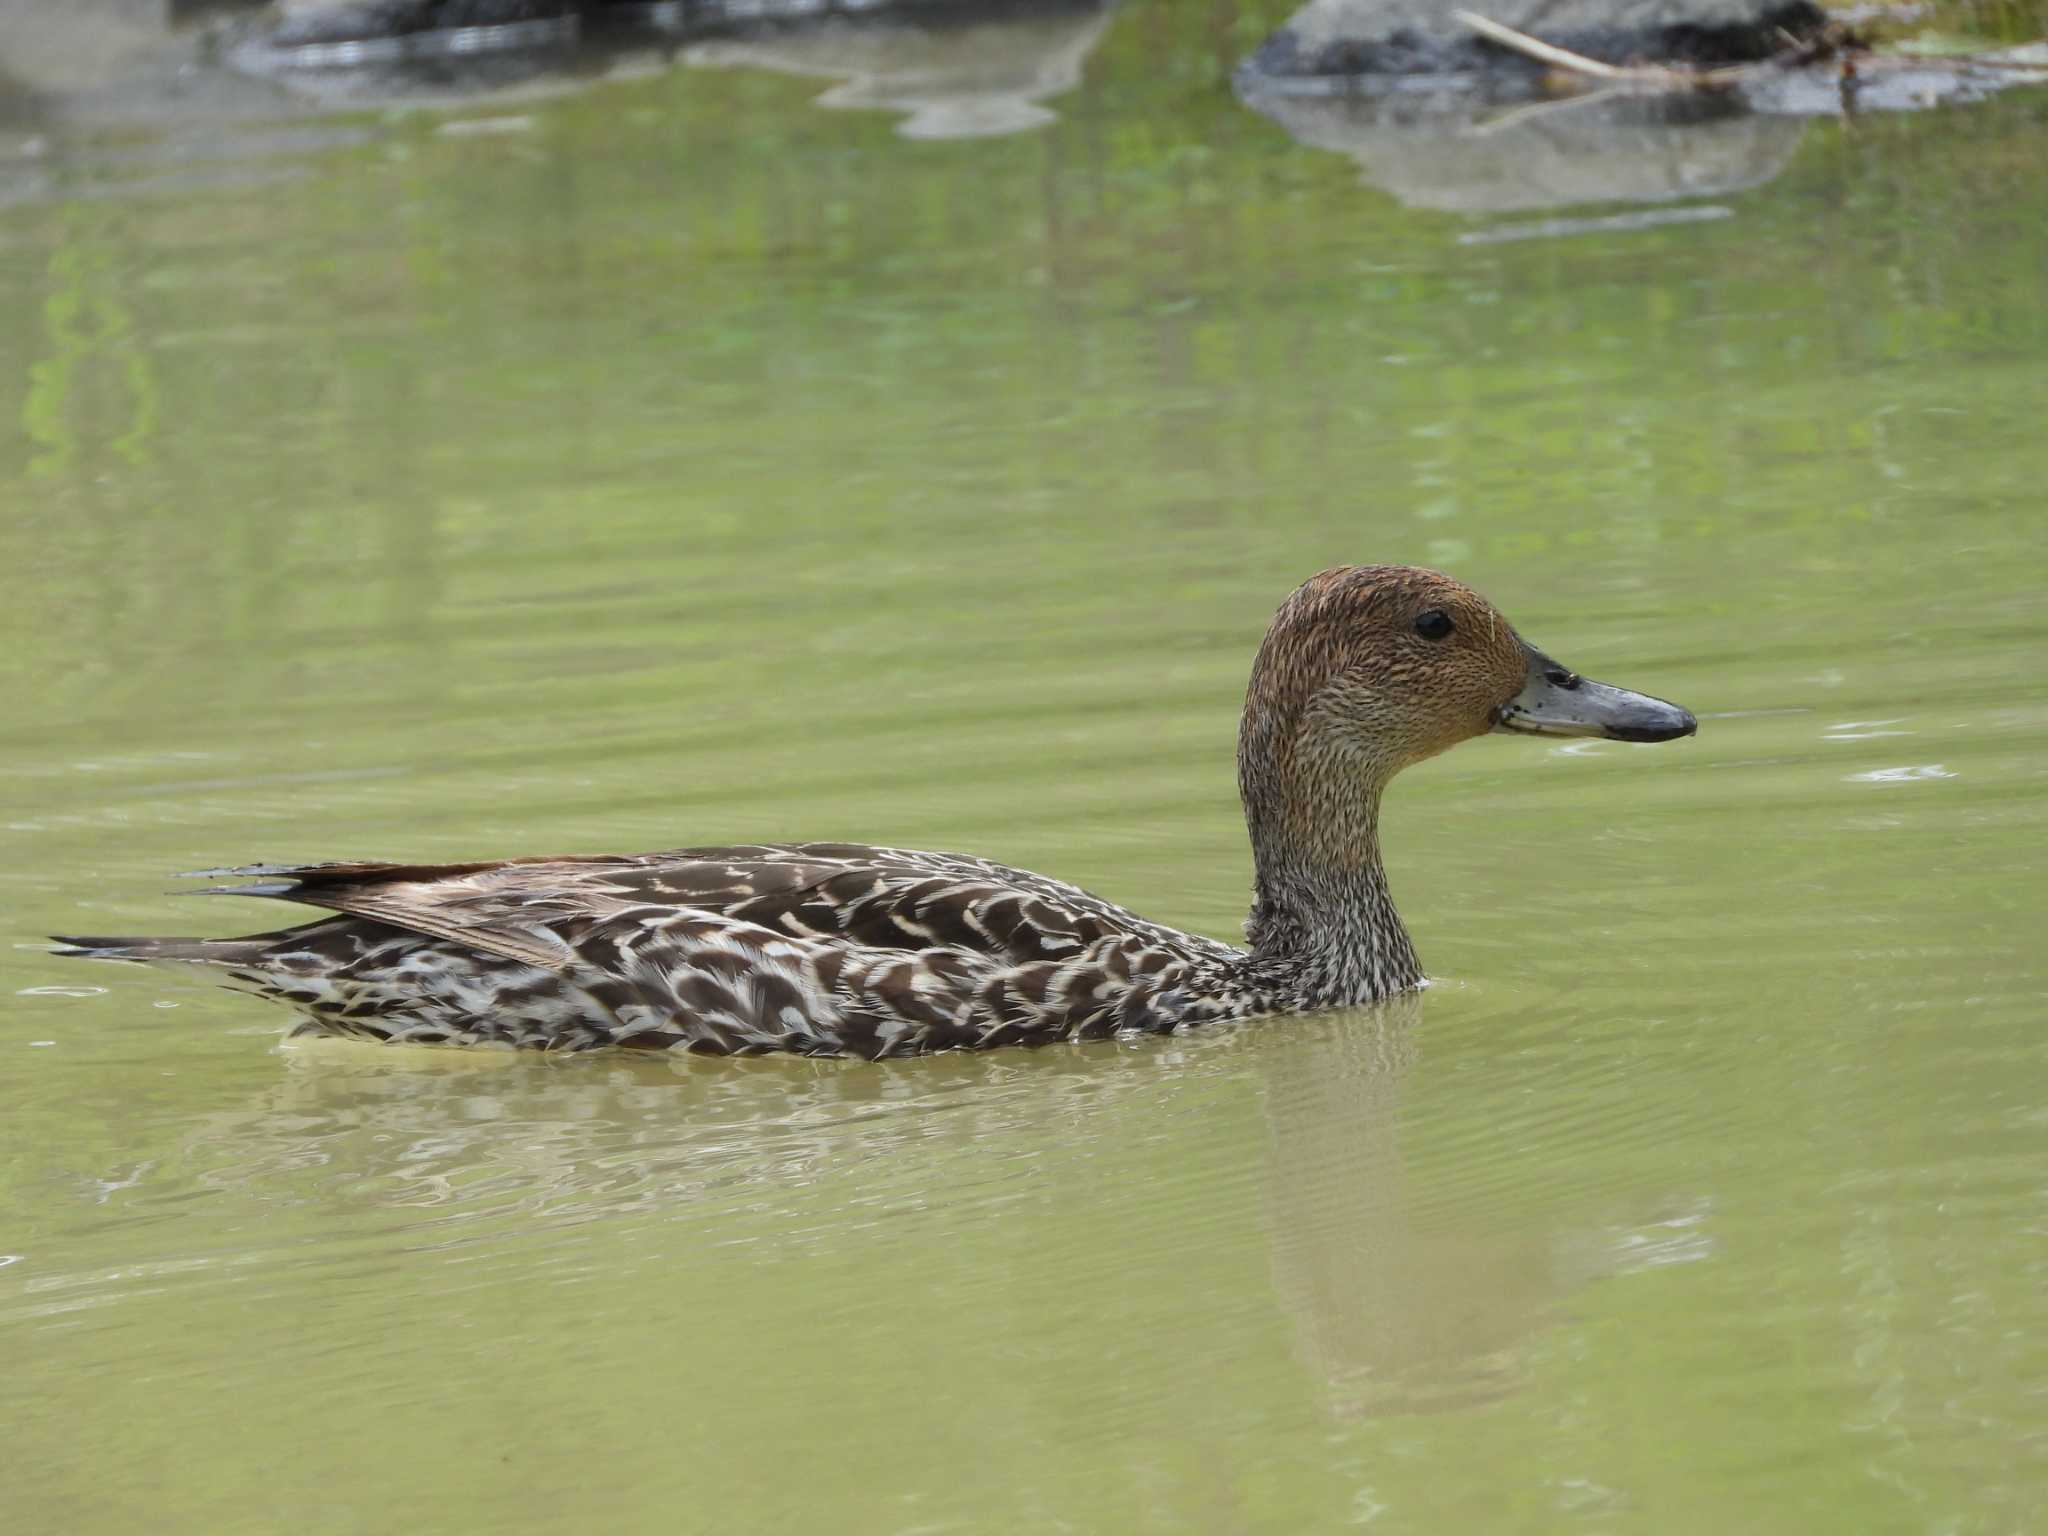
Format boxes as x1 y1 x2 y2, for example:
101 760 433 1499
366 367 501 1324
3 5 2045 1532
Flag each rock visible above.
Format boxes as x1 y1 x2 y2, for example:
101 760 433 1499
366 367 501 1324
1241 0 1828 85
271 0 578 48
232 1 1117 126
266 0 1047 50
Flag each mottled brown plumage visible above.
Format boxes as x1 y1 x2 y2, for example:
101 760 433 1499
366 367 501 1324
54 566 1695 1058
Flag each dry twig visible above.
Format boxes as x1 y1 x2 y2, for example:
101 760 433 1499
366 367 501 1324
1453 8 1826 89
1454 8 2048 93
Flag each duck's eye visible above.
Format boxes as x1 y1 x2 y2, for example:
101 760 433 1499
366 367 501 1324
1414 609 1454 641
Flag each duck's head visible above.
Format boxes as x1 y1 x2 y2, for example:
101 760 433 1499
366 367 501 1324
1240 566 1694 852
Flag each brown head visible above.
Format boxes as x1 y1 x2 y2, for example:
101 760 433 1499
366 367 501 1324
1239 565 1694 880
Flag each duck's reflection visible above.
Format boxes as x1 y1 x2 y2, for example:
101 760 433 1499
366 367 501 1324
167 995 1595 1416
1255 1001 1556 1416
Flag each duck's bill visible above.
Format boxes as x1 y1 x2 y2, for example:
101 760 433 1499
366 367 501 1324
1493 647 1697 743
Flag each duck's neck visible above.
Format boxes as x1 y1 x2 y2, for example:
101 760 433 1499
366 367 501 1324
1237 740 1422 1008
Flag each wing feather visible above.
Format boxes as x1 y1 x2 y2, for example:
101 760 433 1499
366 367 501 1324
176 843 1233 980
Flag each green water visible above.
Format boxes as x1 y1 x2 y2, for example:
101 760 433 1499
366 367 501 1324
4 6 2046 1532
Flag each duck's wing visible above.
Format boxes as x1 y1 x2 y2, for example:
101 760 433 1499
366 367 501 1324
183 843 1236 973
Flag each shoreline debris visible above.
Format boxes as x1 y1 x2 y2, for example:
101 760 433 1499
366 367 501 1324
1452 7 2048 95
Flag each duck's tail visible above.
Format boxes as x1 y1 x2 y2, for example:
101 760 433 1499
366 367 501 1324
49 935 275 968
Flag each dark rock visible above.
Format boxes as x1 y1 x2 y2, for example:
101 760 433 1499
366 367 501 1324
1241 0 1829 85
266 0 1083 51
271 0 580 48
233 0 1117 127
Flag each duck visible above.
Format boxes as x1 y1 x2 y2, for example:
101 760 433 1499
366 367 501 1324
53 565 1695 1059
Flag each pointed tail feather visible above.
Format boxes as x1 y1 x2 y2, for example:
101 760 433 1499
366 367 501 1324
50 935 273 967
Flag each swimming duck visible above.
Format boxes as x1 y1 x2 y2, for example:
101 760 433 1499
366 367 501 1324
55 565 1694 1058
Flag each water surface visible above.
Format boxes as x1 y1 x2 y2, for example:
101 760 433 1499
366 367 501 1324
2 5 2045 1532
